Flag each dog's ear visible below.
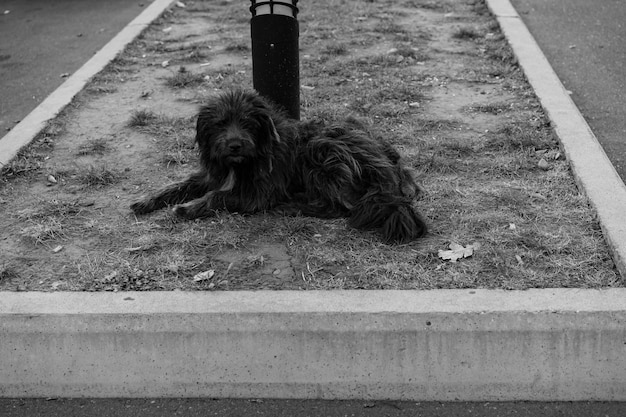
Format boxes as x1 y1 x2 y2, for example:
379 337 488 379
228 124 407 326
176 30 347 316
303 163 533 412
196 107 214 144
195 106 217 167
249 94 281 144
262 114 281 144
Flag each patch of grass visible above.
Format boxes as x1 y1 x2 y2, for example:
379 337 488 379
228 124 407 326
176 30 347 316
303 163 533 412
183 44 211 62
76 138 111 156
374 21 407 35
37 117 67 140
453 26 482 40
128 109 159 128
465 102 513 114
16 199 82 220
390 45 430 61
127 111 194 143
483 120 556 152
0 127 58 178
224 42 249 53
202 68 251 91
375 86 426 103
159 41 212 62
408 0 451 11
20 219 65 245
91 54 137 85
76 165 122 189
164 66 206 88
0 152 44 178
321 43 349 56
84 84 118 95
0 264 19 282
416 118 464 132
162 137 195 167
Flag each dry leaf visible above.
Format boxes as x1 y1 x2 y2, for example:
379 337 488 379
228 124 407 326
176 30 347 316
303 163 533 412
193 269 215 282
438 242 479 262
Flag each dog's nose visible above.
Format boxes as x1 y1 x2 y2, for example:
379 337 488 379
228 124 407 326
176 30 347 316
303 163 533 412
228 141 242 152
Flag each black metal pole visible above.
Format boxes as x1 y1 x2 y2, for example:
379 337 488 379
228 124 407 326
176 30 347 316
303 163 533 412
250 1 300 120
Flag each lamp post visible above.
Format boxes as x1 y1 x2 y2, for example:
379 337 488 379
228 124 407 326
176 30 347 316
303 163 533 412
249 0 300 120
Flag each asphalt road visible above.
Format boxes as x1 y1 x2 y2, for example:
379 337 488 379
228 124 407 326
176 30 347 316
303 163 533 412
0 0 151 139
1 398 625 417
510 0 626 182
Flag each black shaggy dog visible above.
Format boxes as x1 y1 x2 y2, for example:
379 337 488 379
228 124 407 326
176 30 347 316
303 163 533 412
130 90 427 243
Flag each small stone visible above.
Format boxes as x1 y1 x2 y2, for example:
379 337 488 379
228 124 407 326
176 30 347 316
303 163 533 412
538 158 550 170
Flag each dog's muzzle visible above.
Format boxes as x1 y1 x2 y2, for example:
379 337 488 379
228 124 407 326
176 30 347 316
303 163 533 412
223 136 248 163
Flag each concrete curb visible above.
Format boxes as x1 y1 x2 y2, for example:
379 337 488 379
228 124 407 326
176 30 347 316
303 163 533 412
0 0 176 169
0 0 625 402
1 290 626 400
486 0 626 278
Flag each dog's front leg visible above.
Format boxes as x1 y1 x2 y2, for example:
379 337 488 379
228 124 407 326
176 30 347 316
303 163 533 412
130 171 210 215
172 169 237 219
171 192 219 219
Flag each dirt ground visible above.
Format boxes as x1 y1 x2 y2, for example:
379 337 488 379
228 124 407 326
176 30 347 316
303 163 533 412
0 0 621 291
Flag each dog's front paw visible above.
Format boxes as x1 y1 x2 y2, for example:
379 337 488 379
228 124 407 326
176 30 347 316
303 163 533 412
173 198 215 220
172 203 191 219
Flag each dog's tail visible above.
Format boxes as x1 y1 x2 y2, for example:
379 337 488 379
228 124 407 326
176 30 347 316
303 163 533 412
348 194 427 244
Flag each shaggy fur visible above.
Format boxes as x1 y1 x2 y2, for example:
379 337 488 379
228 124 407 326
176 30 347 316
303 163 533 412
130 90 427 243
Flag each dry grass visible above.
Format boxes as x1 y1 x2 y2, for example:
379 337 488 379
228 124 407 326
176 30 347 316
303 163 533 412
0 0 620 291
164 66 206 88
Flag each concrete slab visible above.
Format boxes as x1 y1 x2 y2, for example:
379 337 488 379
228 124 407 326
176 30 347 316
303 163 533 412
1 290 625 400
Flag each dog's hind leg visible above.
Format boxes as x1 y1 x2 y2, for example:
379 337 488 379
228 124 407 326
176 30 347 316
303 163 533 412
130 171 210 215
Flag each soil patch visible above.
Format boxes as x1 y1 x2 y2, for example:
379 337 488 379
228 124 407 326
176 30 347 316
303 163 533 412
0 0 621 291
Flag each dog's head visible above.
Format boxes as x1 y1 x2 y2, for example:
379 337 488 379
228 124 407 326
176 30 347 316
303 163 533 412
195 90 281 169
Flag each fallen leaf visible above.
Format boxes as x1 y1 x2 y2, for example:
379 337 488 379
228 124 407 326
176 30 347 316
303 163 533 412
124 246 144 252
438 243 479 262
193 269 215 282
